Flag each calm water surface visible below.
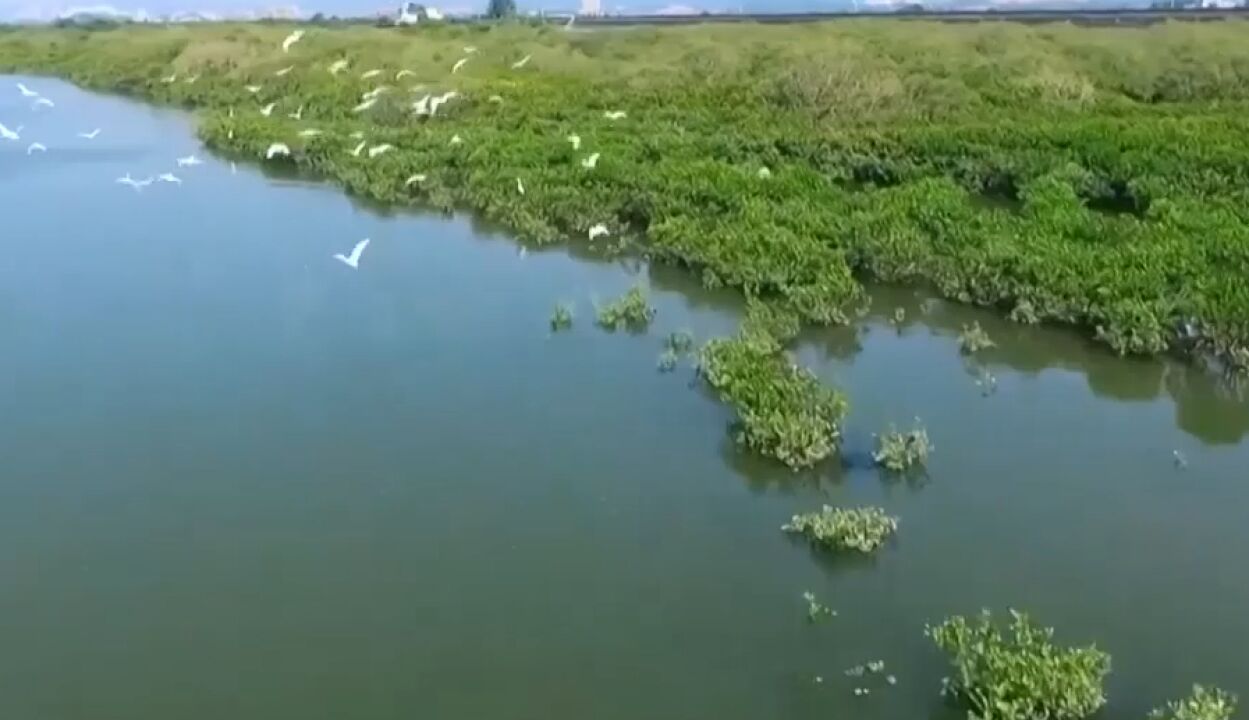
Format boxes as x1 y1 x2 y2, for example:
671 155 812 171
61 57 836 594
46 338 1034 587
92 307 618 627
2 77 1247 719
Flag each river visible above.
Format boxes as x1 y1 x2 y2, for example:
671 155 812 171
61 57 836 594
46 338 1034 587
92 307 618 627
2 76 1247 719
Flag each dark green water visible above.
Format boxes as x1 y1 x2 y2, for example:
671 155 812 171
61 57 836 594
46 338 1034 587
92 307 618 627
2 77 1247 719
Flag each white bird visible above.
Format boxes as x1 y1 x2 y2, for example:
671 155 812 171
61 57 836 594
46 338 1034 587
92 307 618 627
429 91 459 116
348 131 364 139
396 69 416 80
581 152 600 169
289 104 304 120
115 173 153 191
588 223 610 241
32 97 54 109
265 143 291 159
450 134 463 146
77 128 101 139
157 172 182 185
328 59 349 75
367 143 393 158
405 174 427 186
333 238 370 269
245 84 262 94
362 86 390 101
275 65 295 77
161 72 178 84
26 142 46 155
228 107 235 118
757 166 772 179
350 140 367 157
516 177 525 195
360 68 382 79
184 74 200 84
604 110 627 121
352 97 377 113
511 54 532 69
228 129 234 140
463 46 478 54
259 102 277 117
0 122 21 141
231 162 237 174
176 154 203 167
567 134 581 150
281 29 304 53
488 94 504 104
451 58 469 74
16 83 38 98
412 94 431 115
298 128 323 137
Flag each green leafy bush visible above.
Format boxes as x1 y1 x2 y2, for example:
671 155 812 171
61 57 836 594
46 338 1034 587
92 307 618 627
1149 686 1237 720
927 610 1111 720
873 420 932 472
783 505 898 553
596 286 655 331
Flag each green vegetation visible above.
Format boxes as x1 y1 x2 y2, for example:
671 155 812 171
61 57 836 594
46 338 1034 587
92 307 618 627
959 321 997 354
783 505 898 553
657 330 695 372
550 301 574 331
6 22 1249 367
873 420 932 472
1150 686 1238 720
801 590 835 622
595 285 655 331
927 610 1111 720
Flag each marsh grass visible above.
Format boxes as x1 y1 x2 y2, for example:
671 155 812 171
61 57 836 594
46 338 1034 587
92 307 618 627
873 420 932 472
595 285 655 331
1149 686 1237 720
783 505 898 553
959 322 996 354
927 610 1111 720
550 301 574 332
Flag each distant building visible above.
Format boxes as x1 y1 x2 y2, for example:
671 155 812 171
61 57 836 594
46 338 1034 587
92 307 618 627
579 0 601 14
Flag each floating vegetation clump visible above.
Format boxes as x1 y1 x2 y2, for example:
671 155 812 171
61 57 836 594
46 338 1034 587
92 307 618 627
802 591 835 622
959 322 996 354
873 420 933 472
783 505 898 553
927 610 1111 720
596 286 655 332
664 330 696 356
1149 686 1237 720
550 302 574 332
657 348 679 372
701 334 848 469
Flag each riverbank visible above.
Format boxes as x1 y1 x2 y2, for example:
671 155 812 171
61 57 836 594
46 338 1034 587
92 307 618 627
3 20 1249 371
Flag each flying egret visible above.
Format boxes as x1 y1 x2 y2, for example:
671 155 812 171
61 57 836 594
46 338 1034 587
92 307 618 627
516 177 525 195
116 173 152 191
328 59 349 75
258 102 277 117
405 174 427 186
367 144 393 158
333 238 370 269
350 140 367 157
352 98 377 113
451 58 469 74
463 46 478 54
157 172 182 185
289 105 304 120
298 128 323 137
184 74 200 84
757 166 772 179
161 72 178 84
77 128 101 139
361 68 382 79
349 131 364 140
275 65 295 77
0 122 21 141
231 162 237 174
26 142 46 155
32 97 54 109
265 143 291 159
488 95 504 104
362 86 390 101
228 107 235 118
176 154 203 167
511 54 532 69
588 224 610 241
450 134 463 145
581 152 600 169
396 69 416 80
281 29 304 53
429 91 459 116
567 134 581 150
16 83 38 98
412 94 431 115
604 110 627 121
245 84 262 94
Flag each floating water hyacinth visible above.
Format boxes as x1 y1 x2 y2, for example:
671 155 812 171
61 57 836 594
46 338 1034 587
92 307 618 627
872 420 932 472
595 286 655 331
959 321 996 354
550 302 574 332
783 506 898 553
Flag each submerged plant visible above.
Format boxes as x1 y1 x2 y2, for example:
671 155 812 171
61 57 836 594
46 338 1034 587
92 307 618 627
550 302 574 332
1149 686 1237 720
959 321 996 354
664 329 696 355
782 505 898 553
802 591 836 622
927 610 1111 720
596 285 656 331
873 419 932 472
657 348 679 372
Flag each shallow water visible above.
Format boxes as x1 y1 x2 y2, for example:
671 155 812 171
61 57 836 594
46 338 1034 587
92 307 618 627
1 77 1247 719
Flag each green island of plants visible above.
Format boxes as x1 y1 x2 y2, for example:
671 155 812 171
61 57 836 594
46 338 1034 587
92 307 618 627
927 609 1111 720
549 301 574 332
873 419 933 472
596 285 655 331
5 21 1249 371
782 505 898 553
1150 686 1238 720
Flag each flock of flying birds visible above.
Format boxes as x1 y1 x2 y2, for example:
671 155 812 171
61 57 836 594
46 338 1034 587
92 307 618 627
3 29 628 270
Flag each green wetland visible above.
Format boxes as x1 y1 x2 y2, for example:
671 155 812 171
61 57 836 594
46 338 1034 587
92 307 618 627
1 18 1249 720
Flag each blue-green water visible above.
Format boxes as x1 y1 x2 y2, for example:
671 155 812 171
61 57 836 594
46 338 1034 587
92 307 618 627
1 77 1247 719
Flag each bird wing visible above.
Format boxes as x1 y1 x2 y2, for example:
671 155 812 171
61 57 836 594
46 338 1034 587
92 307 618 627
349 239 370 263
